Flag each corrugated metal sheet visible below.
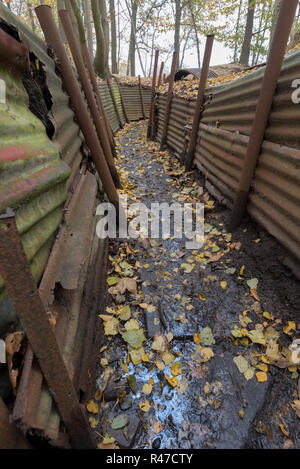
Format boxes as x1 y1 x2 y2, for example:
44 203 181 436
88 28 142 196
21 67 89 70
201 49 300 148
98 82 121 133
112 82 126 125
119 84 143 121
0 64 69 337
142 87 152 118
195 123 247 204
0 3 85 189
156 94 195 155
248 140 300 262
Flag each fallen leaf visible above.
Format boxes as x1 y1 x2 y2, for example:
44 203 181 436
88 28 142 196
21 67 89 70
107 276 119 286
86 400 99 414
139 400 150 412
153 422 162 434
111 414 129 430
200 327 215 346
113 278 137 295
177 376 189 395
122 329 146 349
247 278 258 290
104 317 119 336
165 374 178 387
142 382 153 395
152 334 168 352
256 371 268 383
125 319 140 331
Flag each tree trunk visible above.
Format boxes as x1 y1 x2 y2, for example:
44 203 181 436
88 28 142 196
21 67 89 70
269 0 282 49
27 2 36 31
66 0 82 49
188 1 200 68
109 0 118 74
233 0 243 62
127 0 138 76
91 0 109 77
240 0 255 65
174 0 181 69
83 0 94 59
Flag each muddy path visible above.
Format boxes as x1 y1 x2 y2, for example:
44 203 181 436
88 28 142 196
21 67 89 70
89 121 300 450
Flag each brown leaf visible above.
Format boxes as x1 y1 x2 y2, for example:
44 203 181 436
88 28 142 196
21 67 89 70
5 332 26 395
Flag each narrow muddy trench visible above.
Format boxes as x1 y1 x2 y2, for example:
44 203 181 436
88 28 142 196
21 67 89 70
89 121 300 450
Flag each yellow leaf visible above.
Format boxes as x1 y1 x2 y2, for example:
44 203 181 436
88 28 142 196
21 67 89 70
155 359 165 371
220 281 227 290
171 362 182 377
86 400 99 414
153 422 162 434
240 265 245 275
152 334 168 352
198 293 207 301
283 321 296 335
89 417 98 428
177 376 189 395
161 351 175 365
279 424 289 437
193 333 201 345
139 400 150 412
256 363 268 373
104 317 119 336
142 383 153 395
256 371 267 383
165 374 178 388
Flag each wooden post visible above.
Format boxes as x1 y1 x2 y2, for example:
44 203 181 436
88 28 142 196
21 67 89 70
115 78 130 123
157 61 165 87
139 75 146 119
147 49 159 139
160 51 178 149
185 35 215 170
106 74 124 128
229 0 298 230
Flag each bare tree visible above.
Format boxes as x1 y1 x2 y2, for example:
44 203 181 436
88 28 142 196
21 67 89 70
91 0 110 77
240 0 255 65
83 0 94 59
174 0 181 69
109 0 118 73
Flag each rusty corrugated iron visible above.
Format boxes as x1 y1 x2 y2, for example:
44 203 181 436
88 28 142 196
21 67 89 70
98 82 121 133
0 57 69 338
119 84 144 121
0 3 85 189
